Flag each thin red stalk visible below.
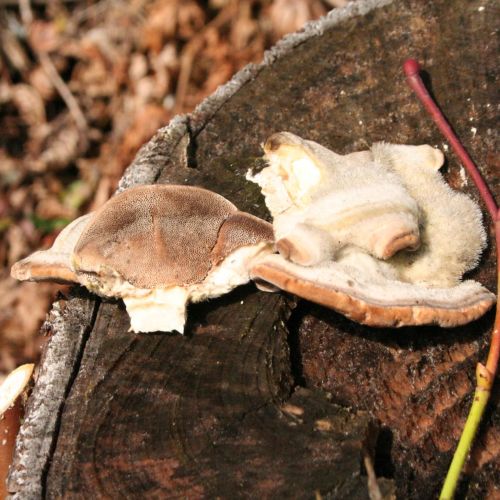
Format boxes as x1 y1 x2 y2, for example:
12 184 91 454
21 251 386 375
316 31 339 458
403 59 498 221
404 58 500 499
486 218 500 375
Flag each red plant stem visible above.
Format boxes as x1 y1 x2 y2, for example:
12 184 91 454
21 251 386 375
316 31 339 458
486 218 500 375
404 59 500 499
403 59 498 221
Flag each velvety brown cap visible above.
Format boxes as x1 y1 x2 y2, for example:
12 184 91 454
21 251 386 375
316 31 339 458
74 185 238 289
211 212 274 266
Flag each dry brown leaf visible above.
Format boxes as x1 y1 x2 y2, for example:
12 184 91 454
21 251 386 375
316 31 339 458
177 0 207 40
129 53 149 82
230 1 259 50
0 276 60 372
142 1 180 52
28 65 55 101
268 0 327 40
27 115 81 172
70 56 117 98
6 186 29 213
28 20 62 54
115 103 171 178
0 153 22 187
6 226 30 267
11 84 46 128
0 29 29 73
35 197 75 221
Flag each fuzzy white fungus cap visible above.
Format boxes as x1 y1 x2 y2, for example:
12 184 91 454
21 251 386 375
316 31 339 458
249 133 494 327
248 132 421 265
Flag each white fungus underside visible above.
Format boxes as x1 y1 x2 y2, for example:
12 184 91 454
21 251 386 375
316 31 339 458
110 242 272 333
246 165 293 216
250 137 488 290
248 141 421 261
259 253 494 308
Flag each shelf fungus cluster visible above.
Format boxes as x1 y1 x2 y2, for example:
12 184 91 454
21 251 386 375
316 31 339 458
248 132 495 327
11 133 495 333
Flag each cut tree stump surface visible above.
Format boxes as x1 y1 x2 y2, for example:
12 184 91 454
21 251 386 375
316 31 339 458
9 0 499 498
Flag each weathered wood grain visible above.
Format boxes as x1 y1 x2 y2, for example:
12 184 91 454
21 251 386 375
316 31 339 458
44 291 383 498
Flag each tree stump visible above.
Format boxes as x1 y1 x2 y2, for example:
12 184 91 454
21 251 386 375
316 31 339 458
8 0 499 498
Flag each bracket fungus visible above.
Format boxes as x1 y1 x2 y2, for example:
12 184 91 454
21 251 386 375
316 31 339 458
248 132 495 327
11 185 274 333
11 134 495 332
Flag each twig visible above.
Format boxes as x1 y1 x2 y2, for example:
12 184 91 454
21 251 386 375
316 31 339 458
174 2 237 113
403 59 497 220
403 58 499 499
439 253 499 500
38 52 88 133
363 453 382 500
18 0 33 26
18 0 88 135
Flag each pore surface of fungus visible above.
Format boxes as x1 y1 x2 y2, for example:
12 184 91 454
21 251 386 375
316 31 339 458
11 185 274 333
248 132 495 327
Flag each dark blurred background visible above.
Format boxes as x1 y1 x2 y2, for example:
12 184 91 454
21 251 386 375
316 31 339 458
0 0 348 380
